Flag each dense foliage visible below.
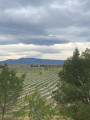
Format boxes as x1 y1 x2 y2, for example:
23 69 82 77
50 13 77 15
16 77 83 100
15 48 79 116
0 64 25 120
53 48 90 120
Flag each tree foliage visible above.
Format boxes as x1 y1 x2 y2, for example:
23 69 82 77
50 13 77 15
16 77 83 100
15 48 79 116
0 64 26 120
27 90 54 120
53 48 90 120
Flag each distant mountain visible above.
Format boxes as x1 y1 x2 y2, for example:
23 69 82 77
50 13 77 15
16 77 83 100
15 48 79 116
0 58 64 64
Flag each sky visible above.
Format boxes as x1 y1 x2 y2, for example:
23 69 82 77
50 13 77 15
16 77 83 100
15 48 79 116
0 0 90 61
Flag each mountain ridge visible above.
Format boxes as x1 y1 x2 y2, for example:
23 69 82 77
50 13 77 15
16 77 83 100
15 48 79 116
0 58 64 64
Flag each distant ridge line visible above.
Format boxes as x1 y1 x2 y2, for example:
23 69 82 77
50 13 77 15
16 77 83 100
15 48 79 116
0 58 64 64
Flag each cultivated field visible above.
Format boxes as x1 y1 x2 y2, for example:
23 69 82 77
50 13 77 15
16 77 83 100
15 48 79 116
3 66 62 119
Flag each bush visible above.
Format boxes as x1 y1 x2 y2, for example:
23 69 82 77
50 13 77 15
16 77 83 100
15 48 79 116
27 90 54 120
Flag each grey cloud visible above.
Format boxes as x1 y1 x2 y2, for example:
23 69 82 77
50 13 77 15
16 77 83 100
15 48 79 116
20 36 69 45
78 30 90 37
0 0 90 46
17 0 49 7
0 21 47 36
81 0 90 12
0 0 51 11
0 0 18 9
0 0 90 61
0 34 69 45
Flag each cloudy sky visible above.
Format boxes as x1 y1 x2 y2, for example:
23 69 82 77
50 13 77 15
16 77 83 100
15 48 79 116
0 0 90 61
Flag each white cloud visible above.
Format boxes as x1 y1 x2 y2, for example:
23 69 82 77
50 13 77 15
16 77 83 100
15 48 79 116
0 42 90 61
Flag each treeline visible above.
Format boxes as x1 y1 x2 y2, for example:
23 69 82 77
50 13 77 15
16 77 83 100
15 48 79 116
30 64 63 68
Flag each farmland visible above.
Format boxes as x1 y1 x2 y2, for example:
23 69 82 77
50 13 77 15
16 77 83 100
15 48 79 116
1 65 62 119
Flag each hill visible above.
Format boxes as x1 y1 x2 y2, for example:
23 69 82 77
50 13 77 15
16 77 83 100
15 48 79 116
0 58 64 64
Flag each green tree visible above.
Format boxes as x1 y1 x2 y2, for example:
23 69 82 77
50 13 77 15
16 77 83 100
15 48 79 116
0 64 26 120
27 90 54 120
53 48 90 120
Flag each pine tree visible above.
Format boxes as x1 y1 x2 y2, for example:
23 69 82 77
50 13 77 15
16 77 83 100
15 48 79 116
53 48 90 120
0 64 25 120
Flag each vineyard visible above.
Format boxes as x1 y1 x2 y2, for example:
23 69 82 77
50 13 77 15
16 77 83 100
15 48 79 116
5 67 61 119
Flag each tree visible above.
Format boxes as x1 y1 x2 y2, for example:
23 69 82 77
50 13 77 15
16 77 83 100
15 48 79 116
0 64 26 120
53 48 90 120
27 90 54 120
